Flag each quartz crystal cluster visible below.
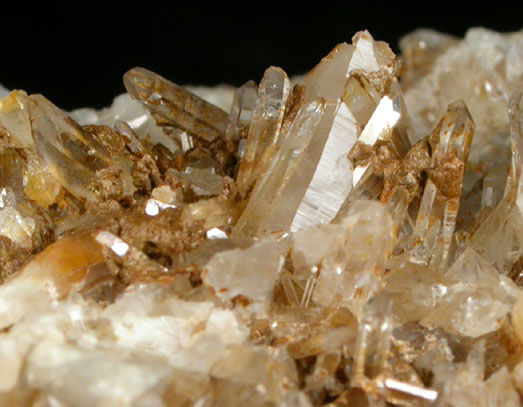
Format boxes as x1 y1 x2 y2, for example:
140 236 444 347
0 27 522 407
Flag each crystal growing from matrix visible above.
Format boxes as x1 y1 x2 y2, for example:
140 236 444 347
0 27 522 407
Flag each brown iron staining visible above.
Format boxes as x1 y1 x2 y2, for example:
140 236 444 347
349 138 431 205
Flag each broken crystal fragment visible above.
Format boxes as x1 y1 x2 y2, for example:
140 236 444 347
204 238 287 303
0 206 35 248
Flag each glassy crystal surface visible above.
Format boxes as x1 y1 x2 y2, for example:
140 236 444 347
236 67 291 197
408 100 474 266
124 67 230 143
0 27 521 407
234 99 325 236
292 31 398 231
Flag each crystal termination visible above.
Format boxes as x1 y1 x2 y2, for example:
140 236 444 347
0 27 521 407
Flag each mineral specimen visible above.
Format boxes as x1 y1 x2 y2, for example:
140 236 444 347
0 27 522 407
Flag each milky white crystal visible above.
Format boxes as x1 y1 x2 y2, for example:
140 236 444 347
204 239 288 303
0 26 521 407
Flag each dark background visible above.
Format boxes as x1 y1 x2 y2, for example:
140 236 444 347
1 4 521 110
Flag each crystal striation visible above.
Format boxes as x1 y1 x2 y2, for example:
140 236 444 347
0 27 521 407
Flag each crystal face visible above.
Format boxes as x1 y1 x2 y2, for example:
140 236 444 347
0 27 522 407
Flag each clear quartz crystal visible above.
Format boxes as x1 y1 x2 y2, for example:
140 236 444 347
0 188 16 209
236 67 291 197
421 247 516 337
409 100 474 266
123 67 230 142
335 84 416 227
312 200 392 316
234 99 325 236
29 95 99 201
227 80 258 142
471 93 523 274
291 101 358 231
352 294 393 384
0 27 521 407
73 94 180 153
0 206 35 248
0 90 33 148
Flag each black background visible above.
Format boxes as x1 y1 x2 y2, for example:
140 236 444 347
1 3 521 110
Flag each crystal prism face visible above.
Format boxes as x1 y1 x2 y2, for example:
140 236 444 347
234 99 325 236
236 67 291 197
0 90 32 148
1 28 523 407
407 100 475 266
292 31 400 232
124 67 229 143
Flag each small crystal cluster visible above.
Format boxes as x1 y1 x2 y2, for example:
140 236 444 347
0 28 522 406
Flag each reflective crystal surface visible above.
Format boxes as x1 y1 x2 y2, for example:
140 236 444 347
0 27 522 407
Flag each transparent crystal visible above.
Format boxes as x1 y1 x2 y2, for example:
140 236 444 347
227 80 258 142
234 99 325 236
236 67 291 197
471 93 523 273
409 100 474 266
0 27 520 407
0 90 32 148
421 248 515 337
124 67 229 142
292 31 398 231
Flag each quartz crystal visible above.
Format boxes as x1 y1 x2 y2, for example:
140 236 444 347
0 27 522 407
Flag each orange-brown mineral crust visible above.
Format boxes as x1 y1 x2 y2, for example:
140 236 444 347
0 27 521 407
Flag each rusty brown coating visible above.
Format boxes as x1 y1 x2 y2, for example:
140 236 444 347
82 125 126 155
382 140 431 203
281 85 306 136
0 236 32 283
426 148 464 200
348 141 375 167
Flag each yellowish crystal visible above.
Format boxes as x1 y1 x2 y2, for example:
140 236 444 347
0 27 521 407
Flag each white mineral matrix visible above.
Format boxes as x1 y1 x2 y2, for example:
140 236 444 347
0 27 522 406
